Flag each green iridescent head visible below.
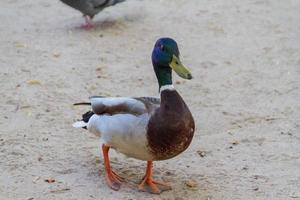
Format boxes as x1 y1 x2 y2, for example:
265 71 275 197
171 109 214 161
152 38 192 89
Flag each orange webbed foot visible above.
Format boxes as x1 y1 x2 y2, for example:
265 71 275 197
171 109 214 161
138 161 172 194
102 144 125 191
138 177 171 194
105 170 122 191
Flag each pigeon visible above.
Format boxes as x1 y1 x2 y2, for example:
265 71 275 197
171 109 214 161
60 0 126 29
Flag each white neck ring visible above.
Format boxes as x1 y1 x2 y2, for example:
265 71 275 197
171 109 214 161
160 84 175 93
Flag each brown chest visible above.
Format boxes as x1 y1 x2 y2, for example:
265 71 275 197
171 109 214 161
146 90 195 160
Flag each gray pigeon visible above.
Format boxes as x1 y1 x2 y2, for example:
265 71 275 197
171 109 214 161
60 0 126 29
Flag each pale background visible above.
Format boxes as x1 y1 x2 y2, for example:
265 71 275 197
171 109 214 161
0 0 299 199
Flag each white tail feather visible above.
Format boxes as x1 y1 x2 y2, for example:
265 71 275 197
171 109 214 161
72 121 87 128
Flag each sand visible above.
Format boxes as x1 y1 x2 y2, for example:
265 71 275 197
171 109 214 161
0 0 299 199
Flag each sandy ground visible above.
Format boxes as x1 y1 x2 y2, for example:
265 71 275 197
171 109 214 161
0 0 300 199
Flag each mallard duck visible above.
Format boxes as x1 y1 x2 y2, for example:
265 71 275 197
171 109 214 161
60 0 126 29
73 38 195 194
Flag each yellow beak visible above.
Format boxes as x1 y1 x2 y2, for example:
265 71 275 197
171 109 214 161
169 55 193 80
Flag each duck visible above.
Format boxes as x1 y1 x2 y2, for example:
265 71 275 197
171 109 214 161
73 38 195 194
60 0 126 29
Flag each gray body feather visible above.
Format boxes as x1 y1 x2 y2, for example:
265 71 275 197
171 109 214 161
61 0 126 18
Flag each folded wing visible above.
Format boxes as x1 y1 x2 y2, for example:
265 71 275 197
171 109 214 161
90 96 159 116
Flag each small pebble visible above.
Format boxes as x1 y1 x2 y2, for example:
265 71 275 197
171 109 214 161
32 176 40 183
197 150 206 157
185 179 198 188
27 80 41 85
45 178 55 183
53 53 61 58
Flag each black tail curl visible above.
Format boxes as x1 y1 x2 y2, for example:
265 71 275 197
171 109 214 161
73 102 94 129
73 102 91 106
76 111 94 130
82 111 94 123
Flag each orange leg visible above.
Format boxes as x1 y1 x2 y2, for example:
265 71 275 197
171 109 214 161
138 161 172 194
102 144 122 191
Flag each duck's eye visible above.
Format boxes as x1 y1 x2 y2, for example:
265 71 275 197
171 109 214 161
160 45 165 51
